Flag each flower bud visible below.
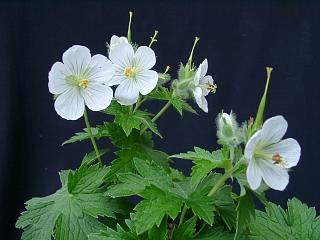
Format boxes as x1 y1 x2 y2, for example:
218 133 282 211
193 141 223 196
216 111 240 147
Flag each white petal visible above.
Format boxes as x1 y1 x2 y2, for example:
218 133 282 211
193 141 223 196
136 70 158 95
194 67 201 85
48 62 70 94
82 84 113 111
260 116 288 145
246 159 263 190
193 87 208 113
244 130 262 159
264 138 301 168
115 80 140 105
109 43 134 67
200 75 214 96
86 54 114 85
62 45 91 76
135 46 156 70
110 35 120 46
199 59 208 80
54 88 84 120
259 160 289 191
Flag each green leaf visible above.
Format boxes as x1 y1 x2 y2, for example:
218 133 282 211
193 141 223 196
172 148 224 185
148 216 168 240
88 225 139 240
132 187 183 234
103 101 161 137
62 127 109 145
249 198 320 239
16 165 123 240
82 148 109 165
172 216 197 240
194 226 234 240
234 192 255 239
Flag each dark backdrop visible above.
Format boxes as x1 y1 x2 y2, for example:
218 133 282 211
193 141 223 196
1 0 320 239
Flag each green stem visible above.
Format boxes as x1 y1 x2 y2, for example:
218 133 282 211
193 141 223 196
186 37 200 69
133 97 147 113
83 108 102 166
127 11 133 43
140 101 171 134
178 205 188 227
208 162 241 197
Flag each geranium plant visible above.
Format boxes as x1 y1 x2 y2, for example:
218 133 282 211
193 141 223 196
16 12 320 240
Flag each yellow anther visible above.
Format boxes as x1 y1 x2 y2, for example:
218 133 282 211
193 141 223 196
123 67 137 78
272 153 283 164
207 83 217 93
78 79 89 89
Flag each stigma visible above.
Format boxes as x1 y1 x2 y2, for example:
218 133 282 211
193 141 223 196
207 83 217 93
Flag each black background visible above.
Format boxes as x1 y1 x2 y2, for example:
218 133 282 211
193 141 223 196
1 1 320 239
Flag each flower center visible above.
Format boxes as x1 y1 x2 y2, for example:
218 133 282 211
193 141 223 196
207 83 217 93
272 153 283 165
78 79 89 89
123 67 137 78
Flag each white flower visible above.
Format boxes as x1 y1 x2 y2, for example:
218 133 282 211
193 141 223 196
109 35 129 51
193 59 216 112
48 45 114 120
245 116 301 191
109 43 158 105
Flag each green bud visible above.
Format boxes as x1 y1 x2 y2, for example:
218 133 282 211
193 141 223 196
216 111 240 147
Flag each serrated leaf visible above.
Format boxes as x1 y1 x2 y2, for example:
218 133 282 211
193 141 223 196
170 96 197 116
249 198 320 239
194 226 234 240
148 216 167 240
62 127 109 145
88 225 139 240
82 149 109 165
172 216 197 240
16 165 122 240
132 187 183 234
172 148 224 185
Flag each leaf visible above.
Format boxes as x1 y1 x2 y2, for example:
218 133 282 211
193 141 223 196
234 192 255 239
172 148 224 185
62 127 109 145
148 216 168 240
249 198 320 239
194 226 234 240
103 101 161 137
172 216 197 240
132 187 183 234
16 165 123 240
88 225 139 240
82 149 109 165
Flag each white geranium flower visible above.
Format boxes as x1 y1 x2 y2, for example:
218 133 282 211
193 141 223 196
109 35 129 51
193 59 217 112
245 116 301 191
48 45 114 120
109 43 158 105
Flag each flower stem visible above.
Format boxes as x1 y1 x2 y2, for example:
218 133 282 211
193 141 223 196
178 204 188 227
83 108 102 166
148 30 159 48
127 11 133 43
140 101 171 134
208 161 241 197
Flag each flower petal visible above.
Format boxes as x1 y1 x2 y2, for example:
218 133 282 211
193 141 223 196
82 84 113 111
200 75 214 96
264 138 301 168
54 88 84 120
109 43 134 68
62 45 91 76
86 54 114 85
48 62 70 94
244 130 262 159
193 87 208 113
259 160 289 191
246 159 263 190
135 46 156 70
115 80 140 105
136 70 158 95
199 59 208 80
260 116 288 145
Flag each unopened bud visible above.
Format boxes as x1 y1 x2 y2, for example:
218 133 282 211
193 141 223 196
216 111 240 147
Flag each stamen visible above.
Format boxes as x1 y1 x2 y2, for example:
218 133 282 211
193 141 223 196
272 153 283 164
124 67 137 78
207 83 217 93
78 79 89 89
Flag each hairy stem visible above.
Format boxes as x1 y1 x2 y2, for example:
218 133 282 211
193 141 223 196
83 108 102 165
178 204 188 227
140 101 171 134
